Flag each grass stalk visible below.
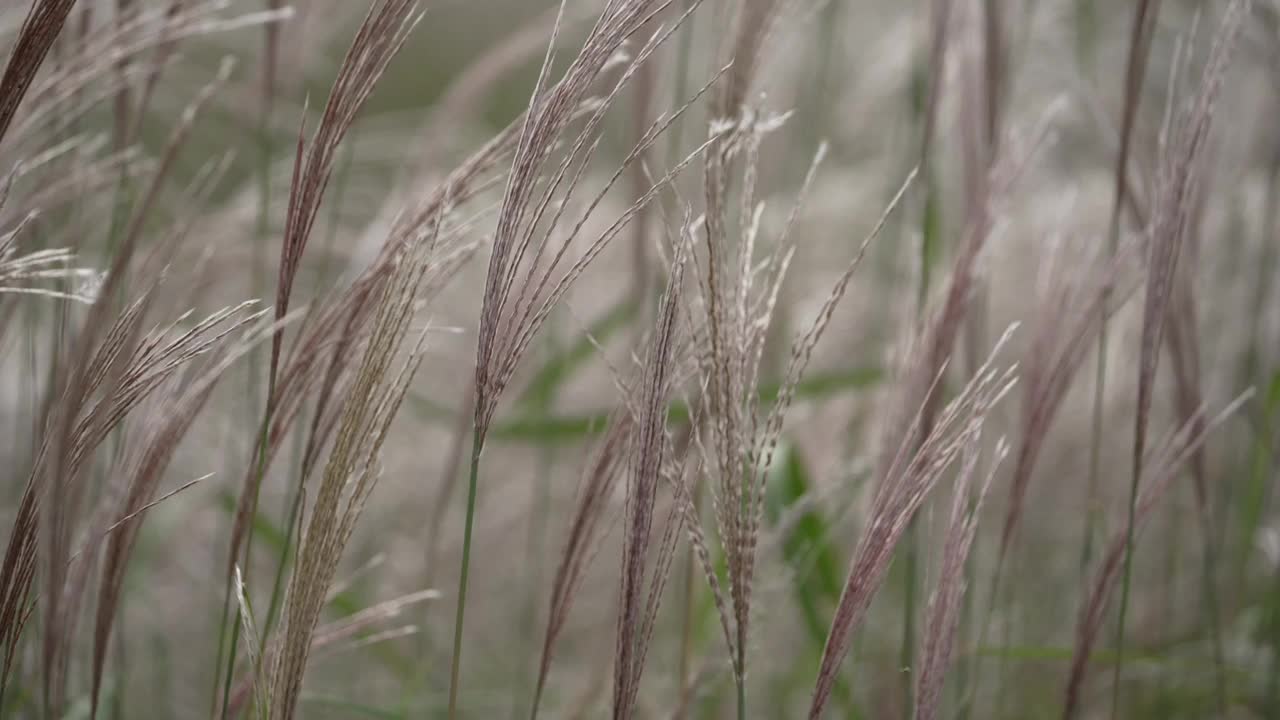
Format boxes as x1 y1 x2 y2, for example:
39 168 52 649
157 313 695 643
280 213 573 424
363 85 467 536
447 427 483 720
736 665 747 720
212 16 280 711
669 13 698 711
1110 391 1138 720
1086 4 1158 715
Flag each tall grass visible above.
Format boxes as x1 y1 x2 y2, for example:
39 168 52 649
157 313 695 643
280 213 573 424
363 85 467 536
0 1 1274 718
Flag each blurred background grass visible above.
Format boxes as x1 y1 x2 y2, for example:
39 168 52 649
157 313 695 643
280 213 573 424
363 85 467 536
1 0 1279 718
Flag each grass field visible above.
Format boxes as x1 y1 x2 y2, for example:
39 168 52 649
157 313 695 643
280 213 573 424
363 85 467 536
0 0 1278 718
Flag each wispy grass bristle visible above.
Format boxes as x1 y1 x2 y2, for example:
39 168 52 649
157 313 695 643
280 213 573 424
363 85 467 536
809 328 1019 719
0 1 1271 717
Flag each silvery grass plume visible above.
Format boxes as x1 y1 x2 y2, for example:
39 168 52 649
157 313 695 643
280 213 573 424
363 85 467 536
0 293 263 711
1132 0 1248 540
239 109 522 582
220 194 486 710
7 63 242 697
0 213 97 309
88 307 278 719
268 0 419 389
534 207 708 720
678 107 916 716
698 0 783 351
4 47 240 702
531 406 633 718
43 300 263 705
225 184 491 583
454 0 719 713
0 134 152 228
865 117 1047 696
472 0 716 443
808 328 1019 719
712 0 785 120
0 56 237 713
225 0 420 608
222 50 524 713
613 223 689 720
5 1 291 153
267 207 438 720
1107 0 1160 244
1115 0 1249 703
903 99 1054 445
913 438 1005 720
0 0 77 147
996 233 1142 578
419 0 682 596
1062 390 1253 720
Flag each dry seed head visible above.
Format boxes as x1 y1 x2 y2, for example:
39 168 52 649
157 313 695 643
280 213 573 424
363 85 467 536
474 0 713 446
1062 389 1252 719
809 327 1018 719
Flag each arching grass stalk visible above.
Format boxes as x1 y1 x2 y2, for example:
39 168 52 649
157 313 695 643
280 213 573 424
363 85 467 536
252 119 362 697
449 1 716 715
214 3 421 714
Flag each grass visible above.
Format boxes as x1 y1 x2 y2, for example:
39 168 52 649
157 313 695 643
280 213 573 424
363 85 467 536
0 0 1277 718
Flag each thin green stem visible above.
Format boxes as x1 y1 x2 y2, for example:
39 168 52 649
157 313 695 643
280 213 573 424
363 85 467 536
736 667 746 720
261 453 305 648
1265 566 1280 713
219 617 240 720
216 40 281 716
1100 3 1157 715
447 428 483 720
220 410 275 719
210 580 233 716
1110 456 1141 718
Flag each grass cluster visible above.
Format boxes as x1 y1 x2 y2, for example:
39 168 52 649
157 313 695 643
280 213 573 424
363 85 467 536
0 0 1278 718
